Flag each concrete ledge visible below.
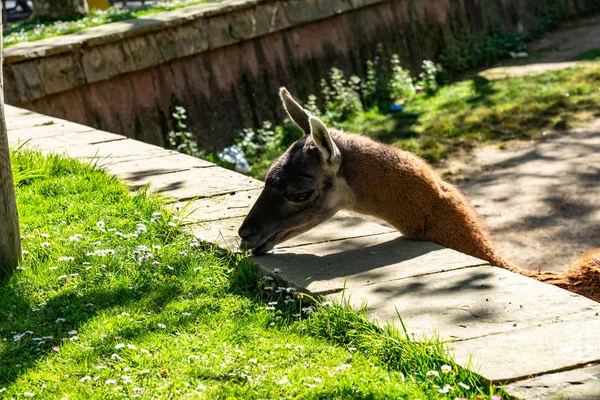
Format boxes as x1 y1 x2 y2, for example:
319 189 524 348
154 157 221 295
2 0 386 104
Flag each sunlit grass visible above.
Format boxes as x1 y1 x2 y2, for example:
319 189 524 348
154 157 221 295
0 150 503 398
341 62 600 164
3 0 214 48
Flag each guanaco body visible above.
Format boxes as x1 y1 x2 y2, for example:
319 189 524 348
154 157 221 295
239 88 600 301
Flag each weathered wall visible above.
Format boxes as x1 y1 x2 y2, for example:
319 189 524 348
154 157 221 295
2 0 593 150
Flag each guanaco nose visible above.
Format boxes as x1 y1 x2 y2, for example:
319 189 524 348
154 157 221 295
238 226 254 239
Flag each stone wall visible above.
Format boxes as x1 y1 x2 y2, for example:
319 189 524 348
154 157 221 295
2 0 592 150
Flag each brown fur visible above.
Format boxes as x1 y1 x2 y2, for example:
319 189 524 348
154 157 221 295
334 130 525 272
239 88 599 302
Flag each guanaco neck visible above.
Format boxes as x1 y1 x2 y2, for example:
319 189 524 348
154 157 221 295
334 131 441 236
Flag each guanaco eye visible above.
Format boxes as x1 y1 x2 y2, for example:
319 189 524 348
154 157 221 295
288 191 314 203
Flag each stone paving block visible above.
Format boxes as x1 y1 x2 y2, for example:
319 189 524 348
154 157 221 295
126 167 263 200
7 115 59 131
5 104 38 119
255 233 486 294
153 24 209 62
11 131 124 150
37 53 86 95
329 265 600 340
125 35 165 71
505 363 600 399
191 211 395 255
9 61 46 102
45 138 169 162
450 319 600 383
81 42 137 83
100 152 214 181
175 188 263 223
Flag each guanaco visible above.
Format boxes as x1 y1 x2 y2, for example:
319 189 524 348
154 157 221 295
239 88 600 302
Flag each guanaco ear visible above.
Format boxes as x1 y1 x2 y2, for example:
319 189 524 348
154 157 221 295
279 87 310 135
309 116 341 170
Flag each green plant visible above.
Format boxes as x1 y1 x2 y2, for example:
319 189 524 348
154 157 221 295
439 32 526 75
321 68 364 124
418 60 442 94
388 55 415 101
166 106 201 158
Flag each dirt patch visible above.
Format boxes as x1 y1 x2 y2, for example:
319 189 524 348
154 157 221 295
482 15 600 79
442 120 600 272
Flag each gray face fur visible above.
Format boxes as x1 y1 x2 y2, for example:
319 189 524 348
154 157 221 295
238 88 346 254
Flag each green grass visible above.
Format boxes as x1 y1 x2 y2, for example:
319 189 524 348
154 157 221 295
339 62 600 164
0 150 502 399
3 0 214 48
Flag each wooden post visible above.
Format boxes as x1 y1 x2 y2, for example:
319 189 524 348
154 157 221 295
0 6 22 280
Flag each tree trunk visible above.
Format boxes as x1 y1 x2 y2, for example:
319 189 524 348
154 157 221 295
32 0 88 19
0 6 22 280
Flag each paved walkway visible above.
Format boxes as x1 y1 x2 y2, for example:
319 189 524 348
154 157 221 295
6 105 600 398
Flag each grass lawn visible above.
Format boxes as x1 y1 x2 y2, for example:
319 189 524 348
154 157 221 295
0 150 503 399
3 0 214 48
339 61 600 165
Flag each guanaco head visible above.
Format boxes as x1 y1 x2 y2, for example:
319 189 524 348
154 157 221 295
238 88 349 254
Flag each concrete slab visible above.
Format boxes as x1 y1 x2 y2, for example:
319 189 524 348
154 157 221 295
450 319 600 383
191 212 396 254
7 121 99 146
41 138 171 162
505 363 600 399
126 167 263 200
100 152 214 180
256 234 487 294
328 265 600 340
175 189 263 223
10 130 125 149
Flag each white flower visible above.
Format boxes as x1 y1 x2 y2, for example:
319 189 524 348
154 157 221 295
80 376 92 382
441 364 452 374
16 265 25 271
115 343 125 349
459 382 470 390
58 275 68 279
97 221 106 232
122 375 133 384
190 239 200 247
139 369 150 375
336 363 352 371
111 354 122 360
105 379 117 385
136 224 147 234
140 349 151 356
40 233 50 238
277 376 290 385
426 370 439 377
127 344 137 350
273 268 281 274
157 323 166 329
56 318 66 323
58 256 75 262
24 392 35 397
265 306 276 311
438 385 453 393
69 234 83 242
41 242 50 247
